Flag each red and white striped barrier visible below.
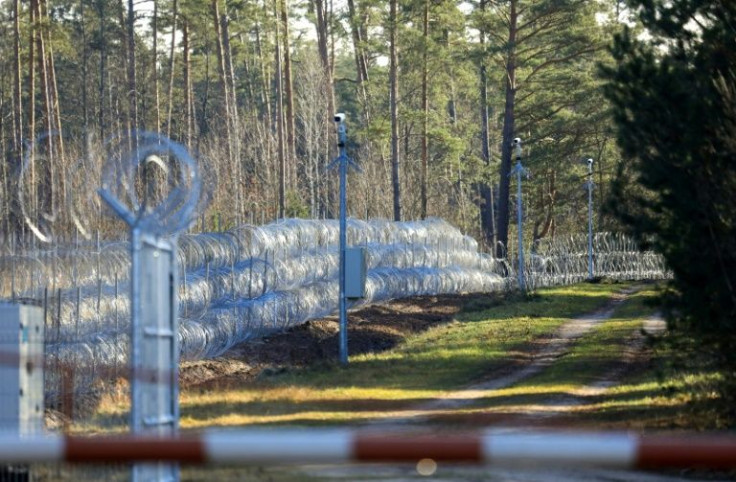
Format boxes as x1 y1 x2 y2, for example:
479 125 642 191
1 430 735 469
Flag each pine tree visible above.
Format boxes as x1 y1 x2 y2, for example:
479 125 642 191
603 0 736 381
477 0 604 257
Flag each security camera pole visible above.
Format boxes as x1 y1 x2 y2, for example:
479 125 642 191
586 158 594 279
328 113 359 365
511 138 528 291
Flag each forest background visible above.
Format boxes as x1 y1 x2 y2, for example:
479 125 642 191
3 0 736 422
0 0 631 254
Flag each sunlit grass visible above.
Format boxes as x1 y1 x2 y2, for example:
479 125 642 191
512 286 657 387
575 369 730 429
86 281 733 434
173 282 633 429
83 284 728 432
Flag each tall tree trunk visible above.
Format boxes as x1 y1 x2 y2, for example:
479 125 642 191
220 8 243 223
166 0 178 140
0 86 9 235
211 0 232 161
496 0 518 258
29 0 37 210
183 21 193 150
346 0 369 118
43 0 66 208
116 0 128 135
233 12 256 114
9 0 24 235
199 47 210 143
0 86 5 154
153 0 161 133
35 0 54 217
221 10 239 131
532 170 556 242
420 0 428 220
478 0 495 248
389 0 401 221
255 16 271 122
313 0 336 217
80 0 89 133
97 0 106 140
479 65 496 246
12 0 23 156
274 0 286 218
280 0 296 185
350 0 369 85
126 0 138 131
0 91 9 235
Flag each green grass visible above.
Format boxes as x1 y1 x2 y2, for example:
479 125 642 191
274 283 629 390
565 342 732 429
87 281 733 433
59 281 736 481
517 287 657 389
174 282 635 428
471 285 733 431
409 286 664 422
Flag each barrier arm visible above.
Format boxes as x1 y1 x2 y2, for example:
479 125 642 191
1 430 735 469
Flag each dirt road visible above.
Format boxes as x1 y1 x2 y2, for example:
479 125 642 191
180 287 729 481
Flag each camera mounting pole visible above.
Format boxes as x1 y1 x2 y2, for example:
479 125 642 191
586 159 595 280
328 114 360 365
511 138 529 291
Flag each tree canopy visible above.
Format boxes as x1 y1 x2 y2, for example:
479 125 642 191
0 0 619 249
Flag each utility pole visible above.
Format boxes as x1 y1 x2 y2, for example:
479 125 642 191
329 114 359 365
586 158 594 280
511 137 527 291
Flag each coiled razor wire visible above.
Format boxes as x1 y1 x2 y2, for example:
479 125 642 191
98 131 201 237
522 232 671 291
0 219 669 407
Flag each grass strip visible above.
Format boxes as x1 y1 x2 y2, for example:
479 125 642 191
174 282 633 428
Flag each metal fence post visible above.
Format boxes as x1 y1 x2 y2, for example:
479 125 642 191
586 158 594 280
98 133 200 482
328 113 360 365
511 137 528 292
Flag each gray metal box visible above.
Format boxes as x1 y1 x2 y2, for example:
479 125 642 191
345 247 367 299
0 303 44 435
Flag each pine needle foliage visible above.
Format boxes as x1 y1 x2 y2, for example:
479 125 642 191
602 0 736 406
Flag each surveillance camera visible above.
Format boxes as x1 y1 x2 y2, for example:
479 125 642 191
586 158 594 166
334 113 346 123
512 137 523 160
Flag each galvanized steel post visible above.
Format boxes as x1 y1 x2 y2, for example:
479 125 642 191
586 158 594 280
98 133 201 482
336 114 349 365
511 138 527 292
329 113 360 365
